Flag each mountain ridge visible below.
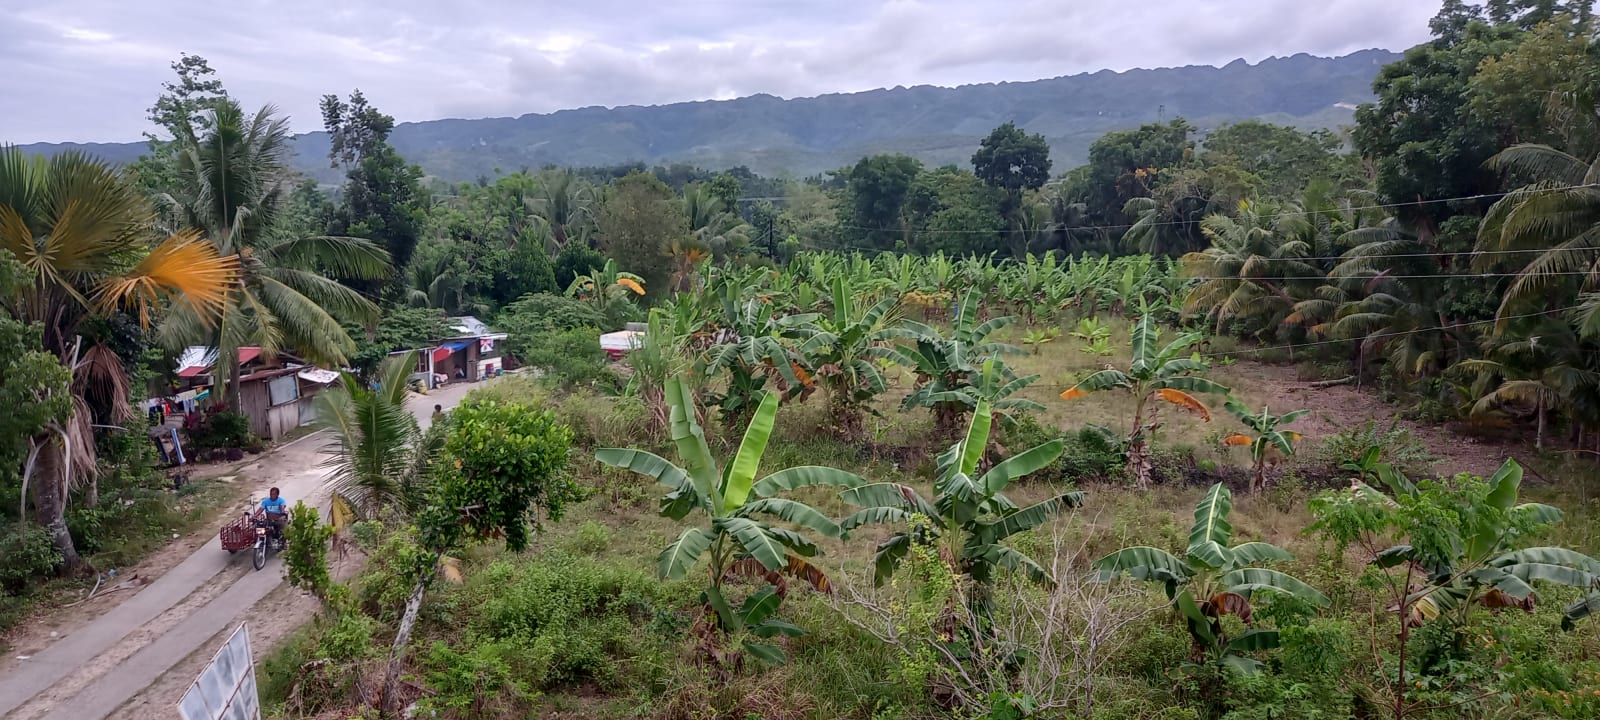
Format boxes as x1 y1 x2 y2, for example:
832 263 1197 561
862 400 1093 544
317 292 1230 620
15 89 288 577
12 49 1401 183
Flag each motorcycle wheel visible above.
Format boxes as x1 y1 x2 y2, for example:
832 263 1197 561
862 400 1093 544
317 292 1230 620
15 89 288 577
252 542 267 571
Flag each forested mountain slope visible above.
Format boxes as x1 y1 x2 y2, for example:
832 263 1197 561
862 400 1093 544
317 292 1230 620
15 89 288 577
16 50 1396 182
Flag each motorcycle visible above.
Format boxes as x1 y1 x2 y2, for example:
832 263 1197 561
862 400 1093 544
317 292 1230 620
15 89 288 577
250 514 287 571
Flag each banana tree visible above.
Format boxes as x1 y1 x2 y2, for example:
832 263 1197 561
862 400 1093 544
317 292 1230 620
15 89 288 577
839 399 1085 614
1310 459 1600 718
565 257 646 302
1059 312 1228 487
1221 400 1309 492
703 278 818 428
888 288 1031 437
796 276 910 441
596 378 864 664
1095 483 1327 673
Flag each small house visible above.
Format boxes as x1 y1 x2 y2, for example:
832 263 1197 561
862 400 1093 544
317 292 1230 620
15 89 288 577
431 316 509 383
171 346 340 441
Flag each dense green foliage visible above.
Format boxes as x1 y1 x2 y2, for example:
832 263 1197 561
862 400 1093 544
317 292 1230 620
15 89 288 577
18 6 1600 719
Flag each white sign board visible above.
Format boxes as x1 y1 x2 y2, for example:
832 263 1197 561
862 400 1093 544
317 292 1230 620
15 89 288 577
177 623 260 720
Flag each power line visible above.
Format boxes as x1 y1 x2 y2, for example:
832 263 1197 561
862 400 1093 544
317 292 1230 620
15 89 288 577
790 237 1596 273
1004 304 1588 388
828 182 1600 235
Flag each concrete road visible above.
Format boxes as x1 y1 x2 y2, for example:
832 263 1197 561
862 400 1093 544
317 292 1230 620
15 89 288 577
0 381 486 720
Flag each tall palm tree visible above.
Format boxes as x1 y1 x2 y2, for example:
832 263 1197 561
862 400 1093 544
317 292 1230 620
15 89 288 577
1180 200 1319 335
1476 144 1600 327
156 101 391 408
683 183 753 259
1 148 238 570
314 350 431 517
529 170 592 253
1455 319 1597 450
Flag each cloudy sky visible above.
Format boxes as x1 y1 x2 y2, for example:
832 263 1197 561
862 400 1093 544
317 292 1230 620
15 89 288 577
4 0 1438 144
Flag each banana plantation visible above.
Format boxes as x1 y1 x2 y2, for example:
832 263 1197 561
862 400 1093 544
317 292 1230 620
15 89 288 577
8 4 1600 720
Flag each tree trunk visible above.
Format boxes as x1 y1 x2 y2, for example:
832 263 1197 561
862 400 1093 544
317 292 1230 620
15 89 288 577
379 574 431 717
31 434 83 573
225 355 243 411
1536 401 1546 451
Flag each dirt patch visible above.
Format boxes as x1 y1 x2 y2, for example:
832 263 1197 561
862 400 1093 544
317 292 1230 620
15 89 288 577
1245 363 1523 477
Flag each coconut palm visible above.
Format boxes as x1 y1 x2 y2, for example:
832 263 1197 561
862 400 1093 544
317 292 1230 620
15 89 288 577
1477 144 1600 323
528 170 593 253
156 101 391 408
1059 312 1229 487
1180 200 1319 335
1454 319 1597 449
314 350 434 517
2 147 238 570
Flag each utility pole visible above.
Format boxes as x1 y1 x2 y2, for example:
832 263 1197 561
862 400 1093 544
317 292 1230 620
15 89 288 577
767 215 777 261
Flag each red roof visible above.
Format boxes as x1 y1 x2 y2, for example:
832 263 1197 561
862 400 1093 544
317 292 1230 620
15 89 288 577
176 347 262 378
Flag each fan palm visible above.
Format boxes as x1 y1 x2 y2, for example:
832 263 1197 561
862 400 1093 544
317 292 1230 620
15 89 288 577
157 101 391 408
1 147 238 570
314 350 433 517
1059 313 1229 487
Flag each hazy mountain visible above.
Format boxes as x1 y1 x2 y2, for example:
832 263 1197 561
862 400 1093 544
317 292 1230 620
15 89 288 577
15 49 1400 183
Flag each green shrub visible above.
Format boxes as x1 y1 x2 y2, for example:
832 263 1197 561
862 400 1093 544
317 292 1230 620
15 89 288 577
183 404 254 451
1313 418 1434 475
283 502 335 601
465 552 671 692
497 293 605 355
521 328 621 393
0 524 61 594
1219 620 1355 720
1001 416 1125 483
417 639 532 717
565 521 610 555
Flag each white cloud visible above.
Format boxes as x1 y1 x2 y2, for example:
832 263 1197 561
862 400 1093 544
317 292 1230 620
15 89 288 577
0 0 1437 144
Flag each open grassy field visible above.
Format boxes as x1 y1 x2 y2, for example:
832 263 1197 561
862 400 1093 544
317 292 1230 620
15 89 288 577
259 312 1600 719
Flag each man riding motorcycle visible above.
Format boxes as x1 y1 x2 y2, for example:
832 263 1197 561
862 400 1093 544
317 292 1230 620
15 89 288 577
260 487 288 541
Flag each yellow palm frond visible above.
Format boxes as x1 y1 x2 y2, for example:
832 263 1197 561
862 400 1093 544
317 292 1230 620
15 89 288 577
96 229 239 327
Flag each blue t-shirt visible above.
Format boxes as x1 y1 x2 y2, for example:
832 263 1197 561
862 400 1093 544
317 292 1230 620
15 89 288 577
261 496 288 514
